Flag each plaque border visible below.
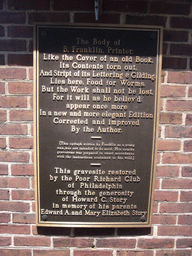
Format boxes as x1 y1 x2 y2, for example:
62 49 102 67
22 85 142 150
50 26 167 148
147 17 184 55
34 23 163 228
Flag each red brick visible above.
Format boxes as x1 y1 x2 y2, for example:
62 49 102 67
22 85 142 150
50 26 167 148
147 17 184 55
0 213 10 223
168 72 192 84
150 2 190 15
138 238 174 249
0 237 11 246
103 1 148 13
161 85 186 97
29 97 33 110
0 96 27 108
75 13 120 24
152 215 176 225
0 82 5 94
0 110 6 121
162 57 187 70
126 15 167 27
53 237 94 248
0 189 9 200
29 40 33 52
0 138 6 149
156 250 192 256
161 72 166 83
0 12 26 24
12 190 34 200
156 166 179 178
74 250 113 256
160 203 192 214
0 152 29 163
184 140 192 152
163 43 168 55
162 153 192 164
8 82 33 94
177 238 192 248
180 191 192 202
8 26 33 38
33 250 70 256
0 177 29 188
54 0 94 11
117 251 153 256
28 12 70 24
13 213 35 224
96 238 136 248
154 191 178 202
182 166 192 177
0 224 30 234
171 44 192 56
188 86 192 97
0 164 8 175
154 179 160 189
29 67 33 80
171 17 192 29
159 113 182 124
10 110 33 121
8 54 33 66
163 30 188 43
158 139 181 151
0 67 26 79
8 0 50 10
0 249 31 256
186 114 192 125
0 54 5 65
153 202 158 214
0 201 29 212
162 179 192 189
9 138 33 149
0 124 27 135
14 236 51 246
165 126 192 138
0 54 4 64
158 226 192 236
11 164 34 176
178 215 192 225
0 39 26 51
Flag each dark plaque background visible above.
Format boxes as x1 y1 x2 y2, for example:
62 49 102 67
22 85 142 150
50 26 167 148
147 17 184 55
34 24 162 227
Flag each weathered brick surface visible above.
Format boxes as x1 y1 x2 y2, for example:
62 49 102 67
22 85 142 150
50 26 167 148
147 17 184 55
182 166 192 177
74 250 113 256
14 236 51 247
0 1 192 255
53 238 94 248
11 164 34 176
13 213 35 224
96 238 136 248
117 252 153 256
33 250 70 256
11 189 34 200
137 238 174 249
178 215 192 225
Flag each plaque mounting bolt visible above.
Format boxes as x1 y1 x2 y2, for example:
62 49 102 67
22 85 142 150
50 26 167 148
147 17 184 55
140 215 146 222
42 214 48 221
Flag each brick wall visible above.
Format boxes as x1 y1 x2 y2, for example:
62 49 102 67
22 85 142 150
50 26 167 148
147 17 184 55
0 0 192 255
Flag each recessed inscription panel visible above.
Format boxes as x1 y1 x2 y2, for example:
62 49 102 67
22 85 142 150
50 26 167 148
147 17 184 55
34 24 162 227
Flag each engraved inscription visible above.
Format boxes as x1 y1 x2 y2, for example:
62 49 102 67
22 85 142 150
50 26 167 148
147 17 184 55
35 25 161 227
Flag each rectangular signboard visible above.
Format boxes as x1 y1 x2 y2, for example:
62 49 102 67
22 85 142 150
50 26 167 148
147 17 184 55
34 24 162 227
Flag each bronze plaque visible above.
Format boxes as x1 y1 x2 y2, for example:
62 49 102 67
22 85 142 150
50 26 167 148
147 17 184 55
34 24 162 227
